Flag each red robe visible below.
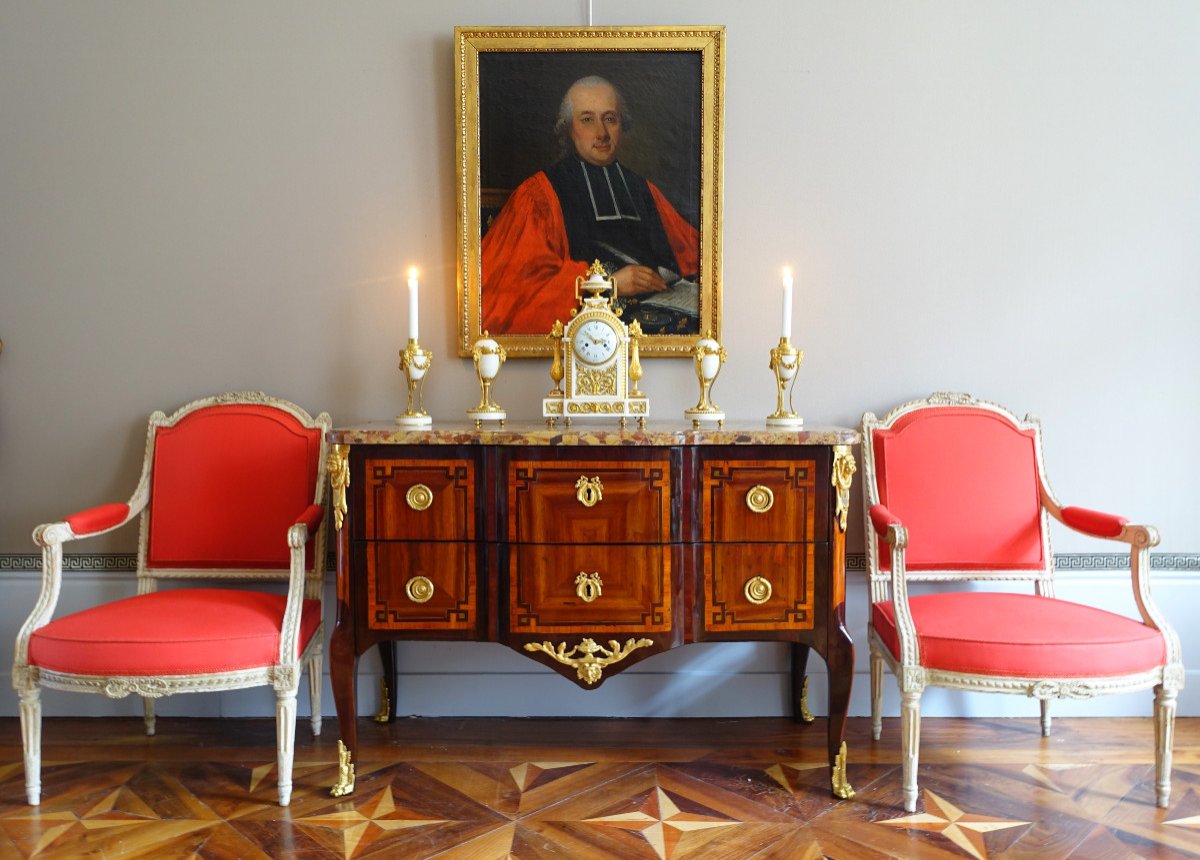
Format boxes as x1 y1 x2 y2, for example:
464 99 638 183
481 171 699 334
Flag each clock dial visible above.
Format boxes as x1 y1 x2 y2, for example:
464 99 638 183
574 319 618 364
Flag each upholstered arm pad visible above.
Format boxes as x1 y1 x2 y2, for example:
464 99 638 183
287 504 325 551
294 504 324 536
35 500 141 546
869 504 903 539
64 503 131 536
1060 506 1129 538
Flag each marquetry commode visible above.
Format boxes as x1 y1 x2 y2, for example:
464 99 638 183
324 423 860 798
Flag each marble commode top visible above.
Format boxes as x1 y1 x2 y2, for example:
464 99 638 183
327 421 860 446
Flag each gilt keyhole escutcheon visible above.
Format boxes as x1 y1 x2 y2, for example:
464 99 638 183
575 571 603 603
575 476 603 507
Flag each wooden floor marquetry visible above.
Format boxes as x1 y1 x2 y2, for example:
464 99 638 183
0 715 1197 858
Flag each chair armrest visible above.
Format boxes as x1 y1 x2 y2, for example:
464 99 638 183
869 504 908 547
295 504 324 536
34 500 142 546
869 503 901 535
66 503 131 535
287 505 324 549
1059 505 1129 539
280 504 326 666
1051 504 1159 548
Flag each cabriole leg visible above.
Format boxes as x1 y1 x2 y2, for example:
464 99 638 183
790 643 813 723
900 688 922 812
1154 684 1177 808
19 688 42 805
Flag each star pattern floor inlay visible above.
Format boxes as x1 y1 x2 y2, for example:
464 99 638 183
878 790 1030 859
0 717 1196 859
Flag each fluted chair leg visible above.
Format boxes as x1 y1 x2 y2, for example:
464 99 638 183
143 697 156 737
1155 684 1177 808
19 688 42 806
1040 699 1051 737
870 648 884 741
308 649 323 736
276 687 298 806
901 688 922 812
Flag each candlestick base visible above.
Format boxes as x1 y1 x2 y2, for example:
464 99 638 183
397 338 432 428
685 407 725 429
686 335 727 430
466 407 506 428
766 337 804 427
395 413 433 428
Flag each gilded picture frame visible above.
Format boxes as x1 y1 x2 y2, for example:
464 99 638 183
455 26 725 357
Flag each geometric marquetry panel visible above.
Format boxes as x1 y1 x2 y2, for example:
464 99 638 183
700 459 818 544
510 543 672 634
508 457 671 545
365 541 475 631
0 717 1196 860
704 542 814 632
361 458 475 541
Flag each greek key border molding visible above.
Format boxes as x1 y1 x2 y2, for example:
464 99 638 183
2 552 1197 575
842 553 1197 572
0 550 341 574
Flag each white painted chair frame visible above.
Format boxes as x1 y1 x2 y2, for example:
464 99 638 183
861 392 1183 812
12 392 331 806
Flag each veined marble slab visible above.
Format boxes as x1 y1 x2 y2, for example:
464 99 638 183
327 421 860 446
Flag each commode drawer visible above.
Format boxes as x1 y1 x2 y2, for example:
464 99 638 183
363 541 477 633
509 544 672 633
703 543 815 633
508 457 670 544
358 457 476 541
699 459 820 543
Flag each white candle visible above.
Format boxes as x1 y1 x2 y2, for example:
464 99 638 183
781 266 794 341
407 267 419 341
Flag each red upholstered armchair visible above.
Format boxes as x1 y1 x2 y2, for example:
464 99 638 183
862 392 1182 812
12 392 331 806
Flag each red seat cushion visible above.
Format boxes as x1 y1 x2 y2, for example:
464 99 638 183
28 589 322 676
872 592 1166 678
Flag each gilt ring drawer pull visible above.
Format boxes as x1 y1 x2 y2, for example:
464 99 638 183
406 575 435 603
575 476 603 507
406 484 433 511
745 485 774 513
575 571 603 603
744 575 773 605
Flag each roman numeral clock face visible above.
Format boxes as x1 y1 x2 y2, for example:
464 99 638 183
573 319 618 365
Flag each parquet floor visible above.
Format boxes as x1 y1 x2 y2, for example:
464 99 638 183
0 716 1197 858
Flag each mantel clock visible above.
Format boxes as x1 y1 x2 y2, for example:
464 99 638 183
544 261 648 427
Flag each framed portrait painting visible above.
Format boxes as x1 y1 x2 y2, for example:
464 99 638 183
455 26 725 357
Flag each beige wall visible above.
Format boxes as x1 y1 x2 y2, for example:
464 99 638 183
2 1 1197 718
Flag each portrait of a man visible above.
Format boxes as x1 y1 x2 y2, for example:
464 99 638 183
456 28 725 357
481 74 700 336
